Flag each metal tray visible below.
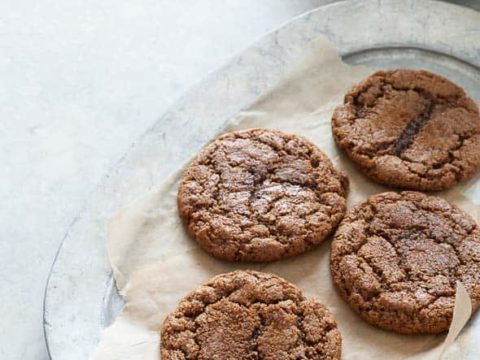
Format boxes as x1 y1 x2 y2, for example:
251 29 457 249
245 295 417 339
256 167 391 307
43 1 480 358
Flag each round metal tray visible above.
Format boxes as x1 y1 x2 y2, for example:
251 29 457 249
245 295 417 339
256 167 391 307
43 1 480 359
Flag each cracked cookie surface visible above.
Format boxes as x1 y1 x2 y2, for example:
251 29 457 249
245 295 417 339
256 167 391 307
330 191 480 334
332 69 480 191
161 270 341 360
177 128 348 262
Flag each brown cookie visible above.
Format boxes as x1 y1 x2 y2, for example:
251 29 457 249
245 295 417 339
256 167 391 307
161 270 341 360
330 191 480 334
332 69 480 191
177 128 348 262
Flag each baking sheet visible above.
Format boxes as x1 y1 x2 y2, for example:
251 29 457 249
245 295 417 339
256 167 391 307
92 37 479 359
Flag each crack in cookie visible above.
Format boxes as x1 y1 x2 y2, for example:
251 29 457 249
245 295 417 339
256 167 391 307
394 100 434 156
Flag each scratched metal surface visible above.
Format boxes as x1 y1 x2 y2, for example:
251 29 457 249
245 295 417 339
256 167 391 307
44 1 480 359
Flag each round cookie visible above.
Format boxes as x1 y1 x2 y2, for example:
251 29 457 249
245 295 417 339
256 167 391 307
332 69 480 191
178 128 348 262
161 270 341 360
330 191 480 334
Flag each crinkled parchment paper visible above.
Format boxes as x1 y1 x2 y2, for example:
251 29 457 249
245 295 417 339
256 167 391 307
91 38 479 359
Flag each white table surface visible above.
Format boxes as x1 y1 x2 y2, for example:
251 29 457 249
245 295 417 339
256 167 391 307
1 1 478 359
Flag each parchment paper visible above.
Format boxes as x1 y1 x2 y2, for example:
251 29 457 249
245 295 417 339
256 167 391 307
92 38 479 359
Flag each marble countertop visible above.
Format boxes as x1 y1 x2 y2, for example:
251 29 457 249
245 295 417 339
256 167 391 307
1 1 478 359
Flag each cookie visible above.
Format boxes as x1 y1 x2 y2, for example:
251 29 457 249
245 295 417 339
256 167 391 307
332 69 480 191
161 270 341 360
330 191 480 334
177 128 348 262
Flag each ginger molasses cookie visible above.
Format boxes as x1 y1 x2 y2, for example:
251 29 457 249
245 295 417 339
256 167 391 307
177 128 348 262
330 191 480 334
332 69 480 191
161 270 341 360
